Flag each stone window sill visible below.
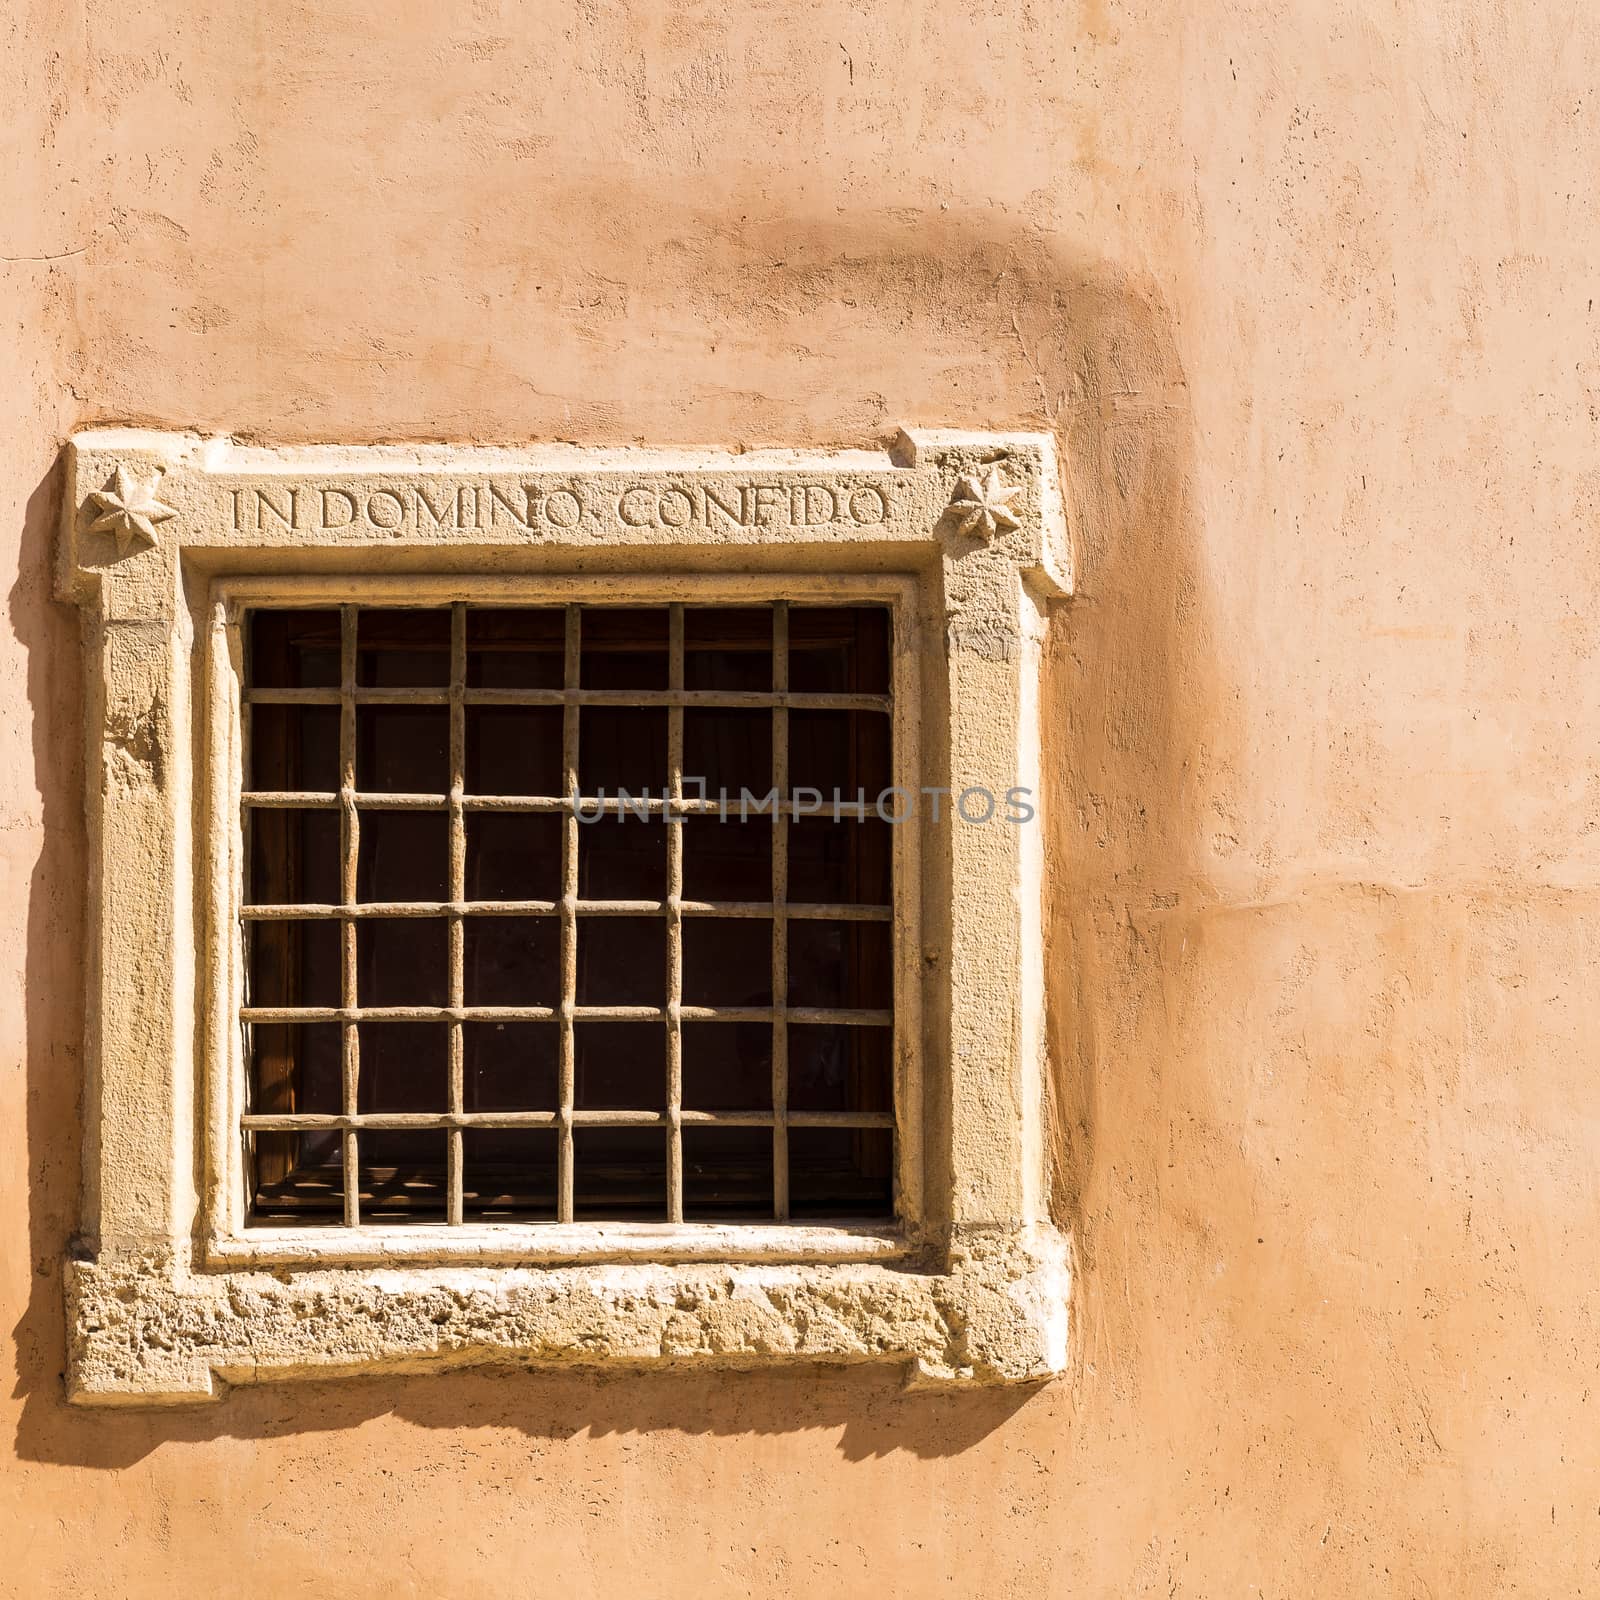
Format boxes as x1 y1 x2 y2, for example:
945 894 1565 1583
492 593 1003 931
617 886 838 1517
68 1228 1069 1403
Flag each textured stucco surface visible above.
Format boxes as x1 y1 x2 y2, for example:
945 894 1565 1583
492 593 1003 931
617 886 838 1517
5 1 1599 1594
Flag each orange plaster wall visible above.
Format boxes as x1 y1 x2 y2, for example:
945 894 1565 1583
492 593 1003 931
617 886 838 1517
5 2 1599 1593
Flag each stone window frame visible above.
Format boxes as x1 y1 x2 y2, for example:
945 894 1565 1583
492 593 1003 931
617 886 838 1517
59 426 1073 1403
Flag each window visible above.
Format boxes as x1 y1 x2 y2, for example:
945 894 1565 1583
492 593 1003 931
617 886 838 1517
61 429 1071 1402
242 601 896 1227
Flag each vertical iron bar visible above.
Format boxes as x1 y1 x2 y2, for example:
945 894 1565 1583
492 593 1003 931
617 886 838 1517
558 604 581 1222
447 603 467 1224
771 601 790 1220
665 603 685 1222
339 605 361 1226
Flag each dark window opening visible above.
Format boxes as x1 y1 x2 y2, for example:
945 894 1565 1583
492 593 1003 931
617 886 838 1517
242 600 895 1227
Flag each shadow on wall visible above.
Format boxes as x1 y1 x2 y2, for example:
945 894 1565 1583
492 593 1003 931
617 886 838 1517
10 212 1212 1467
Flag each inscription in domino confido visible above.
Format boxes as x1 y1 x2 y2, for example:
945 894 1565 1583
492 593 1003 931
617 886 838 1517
227 480 893 535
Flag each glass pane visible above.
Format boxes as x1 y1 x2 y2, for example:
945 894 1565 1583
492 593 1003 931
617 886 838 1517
249 702 339 793
787 815 891 905
248 1023 342 1116
787 709 890 800
357 918 448 1007
579 816 667 901
357 705 448 792
248 808 341 906
463 1130 557 1219
250 1129 343 1223
574 917 664 1006
357 608 450 687
464 1022 558 1111
357 810 448 903
680 812 772 901
575 1022 665 1111
682 918 772 1007
577 707 666 796
682 1021 771 1111
683 607 772 690
249 609 340 688
579 607 669 690
787 921 892 1010
466 705 562 795
573 1128 666 1219
683 1128 773 1219
788 1128 892 1218
466 608 564 688
247 919 340 1010
683 707 771 799
359 1130 448 1219
463 917 559 1007
788 1024 892 1113
357 1023 449 1112
788 605 890 695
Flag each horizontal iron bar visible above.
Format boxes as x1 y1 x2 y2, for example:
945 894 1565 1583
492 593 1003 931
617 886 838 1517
241 1004 893 1026
241 1109 895 1131
246 687 891 712
241 898 893 922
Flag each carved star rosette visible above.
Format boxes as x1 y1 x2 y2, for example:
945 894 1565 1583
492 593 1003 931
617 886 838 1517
947 465 1022 541
85 464 178 556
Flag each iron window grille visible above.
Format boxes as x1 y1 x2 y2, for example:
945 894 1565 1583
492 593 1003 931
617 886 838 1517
240 599 900 1228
